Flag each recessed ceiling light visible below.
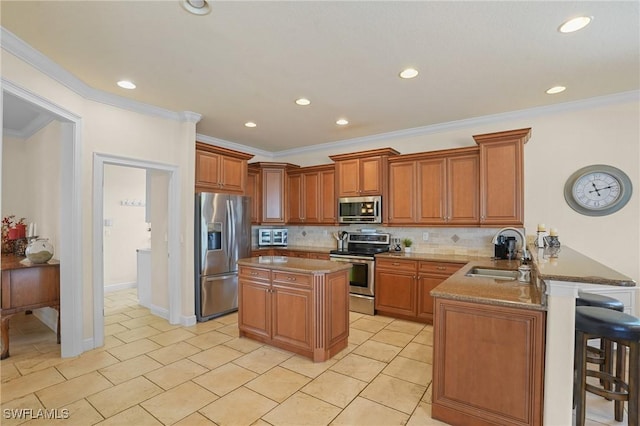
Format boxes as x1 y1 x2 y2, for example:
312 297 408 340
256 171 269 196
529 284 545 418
559 16 592 33
295 98 311 106
244 122 257 128
336 119 349 126
399 68 419 79
546 86 566 94
117 80 136 89
181 0 211 16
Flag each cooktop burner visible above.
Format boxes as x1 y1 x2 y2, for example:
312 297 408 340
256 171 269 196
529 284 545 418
329 247 389 256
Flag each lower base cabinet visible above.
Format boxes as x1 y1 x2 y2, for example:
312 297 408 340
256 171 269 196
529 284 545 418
432 297 545 426
238 265 349 362
375 258 463 323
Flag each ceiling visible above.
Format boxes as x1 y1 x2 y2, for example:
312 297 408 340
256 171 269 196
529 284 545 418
2 1 638 152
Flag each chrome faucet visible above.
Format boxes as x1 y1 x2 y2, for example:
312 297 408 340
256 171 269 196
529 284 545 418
491 227 530 261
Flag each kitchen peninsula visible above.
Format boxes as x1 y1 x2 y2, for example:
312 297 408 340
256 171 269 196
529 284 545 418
237 256 351 362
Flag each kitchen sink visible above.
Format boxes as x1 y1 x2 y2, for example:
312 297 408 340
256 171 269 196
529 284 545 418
465 267 518 281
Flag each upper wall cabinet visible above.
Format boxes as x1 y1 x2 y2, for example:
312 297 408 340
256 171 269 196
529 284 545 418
474 128 531 227
249 162 299 225
287 164 336 225
330 148 399 197
246 165 261 224
195 142 254 194
388 148 480 226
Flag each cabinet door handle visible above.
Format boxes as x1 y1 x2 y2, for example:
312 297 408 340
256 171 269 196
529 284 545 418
250 272 259 276
392 262 400 266
287 276 296 281
437 266 446 270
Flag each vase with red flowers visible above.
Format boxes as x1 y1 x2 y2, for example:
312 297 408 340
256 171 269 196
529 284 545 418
2 215 26 254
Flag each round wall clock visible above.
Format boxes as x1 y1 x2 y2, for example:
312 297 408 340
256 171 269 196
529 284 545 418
564 164 633 216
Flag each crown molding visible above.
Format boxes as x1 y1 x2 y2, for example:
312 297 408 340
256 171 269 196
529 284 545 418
195 133 274 159
1 26 199 124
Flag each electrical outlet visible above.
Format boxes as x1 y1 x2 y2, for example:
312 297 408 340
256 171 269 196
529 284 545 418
323 230 328 236
422 232 429 241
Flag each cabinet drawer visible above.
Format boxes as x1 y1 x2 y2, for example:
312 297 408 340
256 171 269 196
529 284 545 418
273 271 312 287
288 251 310 259
376 258 417 273
239 266 271 281
309 252 330 260
419 261 463 276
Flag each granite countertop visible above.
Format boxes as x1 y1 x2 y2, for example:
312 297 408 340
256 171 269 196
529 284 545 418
530 246 636 287
238 256 351 274
430 258 545 311
251 245 334 253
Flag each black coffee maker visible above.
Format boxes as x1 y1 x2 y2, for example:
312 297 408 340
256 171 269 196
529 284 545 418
494 236 517 260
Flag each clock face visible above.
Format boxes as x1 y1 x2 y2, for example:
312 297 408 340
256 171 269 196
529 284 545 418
571 172 621 209
564 165 632 216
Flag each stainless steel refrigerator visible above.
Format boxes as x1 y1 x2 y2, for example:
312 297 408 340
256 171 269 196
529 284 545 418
195 193 251 321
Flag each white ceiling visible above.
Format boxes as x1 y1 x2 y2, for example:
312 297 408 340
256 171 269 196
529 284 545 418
2 1 638 152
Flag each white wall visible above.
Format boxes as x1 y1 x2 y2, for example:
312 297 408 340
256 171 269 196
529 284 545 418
103 165 149 289
2 122 61 256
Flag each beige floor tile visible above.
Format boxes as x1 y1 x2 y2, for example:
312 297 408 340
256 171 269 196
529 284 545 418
331 342 358 360
36 371 112 409
353 340 402 363
301 370 367 408
360 373 426 414
99 354 162 385
56 350 119 379
370 329 415 347
147 341 201 365
349 312 365 323
145 358 209 390
87 376 162 418
148 328 197 346
107 338 162 361
331 396 409 425
368 315 395 324
348 328 374 345
12 351 65 376
246 366 311 402
223 336 265 353
141 380 217 424
280 355 337 379
20 398 105 426
1 362 21 383
97 335 126 351
104 313 129 325
189 345 244 370
1 367 66 402
185 329 233 350
193 362 258 396
262 391 341 425
349 318 387 333
124 307 152 318
199 387 277 425
118 315 161 329
399 342 432 364
412 327 434 346
383 357 432 386
330 353 386 382
252 419 273 426
0 393 44 426
185 319 226 335
407 401 449 426
94 405 162 426
217 323 240 337
113 325 161 343
384 319 425 335
173 411 217 425
233 346 293 374
148 319 181 332
423 382 433 403
215 312 238 325
104 323 127 336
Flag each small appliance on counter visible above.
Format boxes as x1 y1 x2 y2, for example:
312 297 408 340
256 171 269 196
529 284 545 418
258 228 288 247
494 235 517 260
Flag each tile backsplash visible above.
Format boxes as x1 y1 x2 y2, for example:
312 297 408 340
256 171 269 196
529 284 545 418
254 225 499 256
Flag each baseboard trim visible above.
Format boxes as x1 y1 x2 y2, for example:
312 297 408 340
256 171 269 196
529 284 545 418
104 282 136 293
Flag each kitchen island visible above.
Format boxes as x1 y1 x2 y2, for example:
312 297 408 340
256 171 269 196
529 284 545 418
237 256 351 362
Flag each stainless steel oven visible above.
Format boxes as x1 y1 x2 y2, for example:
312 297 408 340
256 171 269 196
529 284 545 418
329 231 390 315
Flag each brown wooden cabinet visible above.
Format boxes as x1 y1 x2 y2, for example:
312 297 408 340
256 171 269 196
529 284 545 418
474 128 531 226
432 297 545 426
330 148 399 197
388 148 479 226
249 162 299 225
246 165 261 224
375 257 462 323
287 165 336 224
238 264 349 361
195 142 253 194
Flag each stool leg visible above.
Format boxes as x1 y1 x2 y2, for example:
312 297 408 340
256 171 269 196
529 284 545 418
629 342 638 426
615 343 627 421
603 339 613 391
576 331 588 426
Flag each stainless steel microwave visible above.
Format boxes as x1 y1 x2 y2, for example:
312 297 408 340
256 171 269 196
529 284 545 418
338 196 382 224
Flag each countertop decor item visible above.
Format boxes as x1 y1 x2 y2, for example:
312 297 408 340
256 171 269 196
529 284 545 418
25 238 54 264
564 164 632 216
1 215 26 253
402 238 413 253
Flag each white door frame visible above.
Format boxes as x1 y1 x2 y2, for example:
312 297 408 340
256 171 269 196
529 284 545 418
1 78 84 357
92 153 181 348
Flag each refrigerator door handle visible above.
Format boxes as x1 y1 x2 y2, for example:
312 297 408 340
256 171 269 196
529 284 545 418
203 273 237 282
229 198 236 270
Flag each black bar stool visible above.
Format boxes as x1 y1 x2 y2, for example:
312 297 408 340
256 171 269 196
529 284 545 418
576 292 625 384
575 306 640 426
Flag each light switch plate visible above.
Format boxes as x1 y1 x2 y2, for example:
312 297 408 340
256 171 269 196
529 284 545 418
422 232 429 241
